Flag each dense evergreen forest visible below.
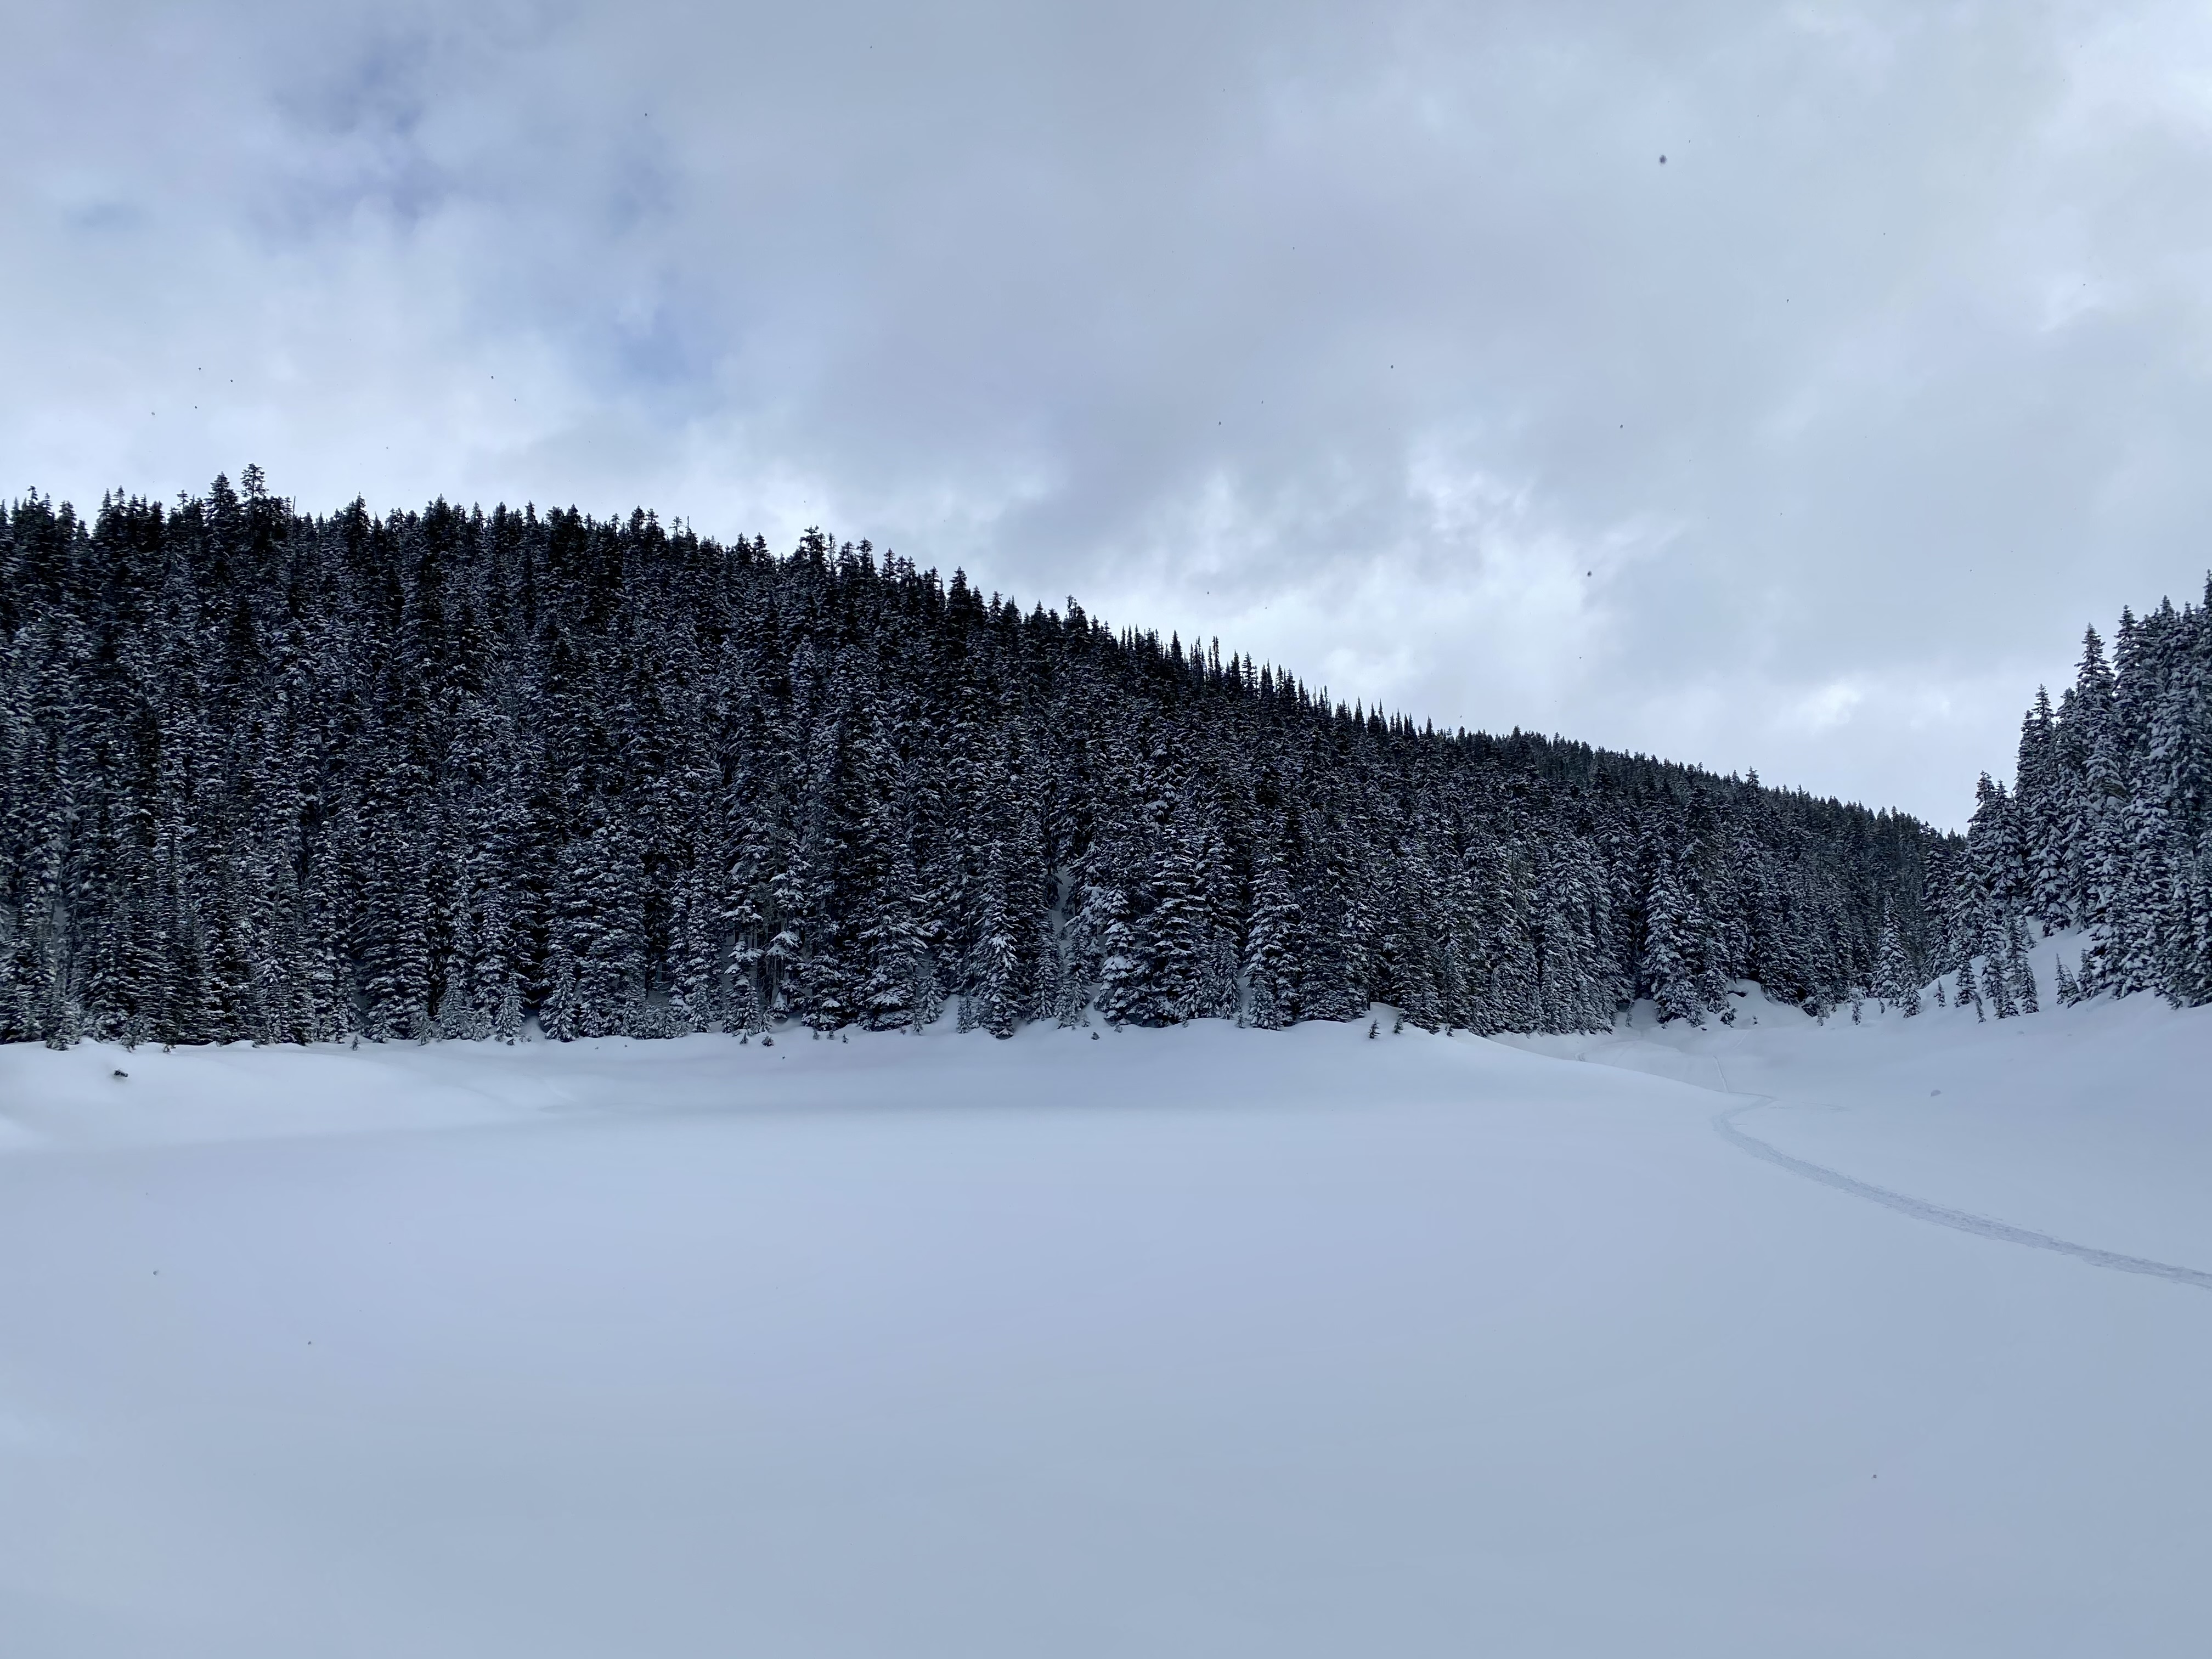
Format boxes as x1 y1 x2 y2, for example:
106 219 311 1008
1960 583 2212 1012
1 473 1951 1048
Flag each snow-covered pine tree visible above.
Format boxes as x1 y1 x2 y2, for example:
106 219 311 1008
1642 861 1707 1027
2004 913 2039 1015
1980 925 2017 1019
1872 912 1920 1016
1242 821 1302 1030
962 840 1026 1039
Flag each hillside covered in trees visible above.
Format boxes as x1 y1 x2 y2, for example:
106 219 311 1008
1 474 1951 1048
1960 584 2212 1011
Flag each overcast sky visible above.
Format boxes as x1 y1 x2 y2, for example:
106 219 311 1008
10 1 2212 825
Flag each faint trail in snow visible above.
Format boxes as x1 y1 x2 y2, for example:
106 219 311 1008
1567 1043 2212 1293
1711 1099 2212 1294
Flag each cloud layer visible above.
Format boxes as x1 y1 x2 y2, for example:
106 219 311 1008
10 0 2212 823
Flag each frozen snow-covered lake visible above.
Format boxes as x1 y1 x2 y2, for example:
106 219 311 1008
3 994 2209 1657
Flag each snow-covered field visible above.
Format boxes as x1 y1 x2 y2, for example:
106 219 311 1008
3 989 2209 1657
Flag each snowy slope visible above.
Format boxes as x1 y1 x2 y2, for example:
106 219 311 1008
1528 933 2212 1269
1 1009 2209 1657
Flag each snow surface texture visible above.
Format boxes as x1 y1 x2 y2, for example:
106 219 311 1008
3 987 2210 1657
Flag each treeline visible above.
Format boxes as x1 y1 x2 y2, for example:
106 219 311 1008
0 473 1948 1048
1958 580 2212 1009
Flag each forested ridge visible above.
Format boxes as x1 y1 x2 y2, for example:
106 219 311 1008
1 473 1951 1048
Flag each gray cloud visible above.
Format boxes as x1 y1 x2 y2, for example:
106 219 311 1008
9 0 2212 823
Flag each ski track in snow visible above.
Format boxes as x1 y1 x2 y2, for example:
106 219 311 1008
1706 1085 2212 1295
